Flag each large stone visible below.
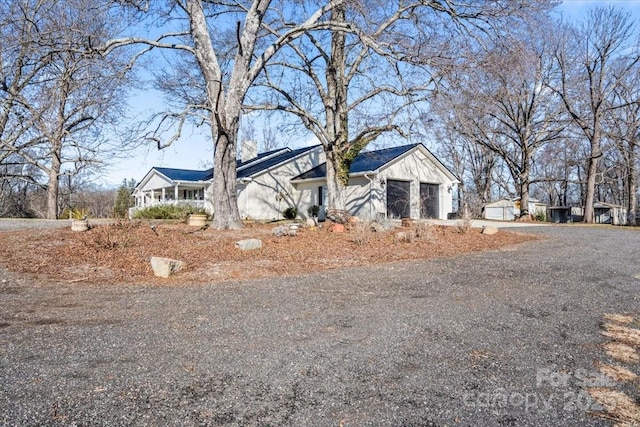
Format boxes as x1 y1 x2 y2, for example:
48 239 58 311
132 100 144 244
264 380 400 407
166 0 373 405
482 226 499 235
305 218 317 227
272 225 296 237
150 256 184 278
235 238 263 250
329 223 345 233
369 222 385 233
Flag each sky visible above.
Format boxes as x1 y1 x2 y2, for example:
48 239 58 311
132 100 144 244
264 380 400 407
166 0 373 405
100 0 640 188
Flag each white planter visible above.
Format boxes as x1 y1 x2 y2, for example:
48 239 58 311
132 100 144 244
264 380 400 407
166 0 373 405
71 219 89 232
188 214 207 227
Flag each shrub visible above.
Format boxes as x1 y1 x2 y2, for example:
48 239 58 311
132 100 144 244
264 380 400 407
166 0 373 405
283 206 298 220
455 216 473 234
133 204 207 222
535 211 546 222
351 222 373 246
394 230 415 244
61 207 90 220
307 204 320 217
89 220 140 250
412 222 434 242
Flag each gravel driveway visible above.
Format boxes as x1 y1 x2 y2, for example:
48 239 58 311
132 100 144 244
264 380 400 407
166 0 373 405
1 223 639 426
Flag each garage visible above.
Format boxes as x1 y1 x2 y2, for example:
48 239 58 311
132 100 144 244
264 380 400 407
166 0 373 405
386 179 410 218
420 183 439 218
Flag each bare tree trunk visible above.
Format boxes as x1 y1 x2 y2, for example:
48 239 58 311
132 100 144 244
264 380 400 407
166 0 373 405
46 152 61 219
583 138 601 223
518 150 531 217
520 181 530 218
187 0 243 229
212 132 242 229
325 149 347 219
628 143 637 225
323 3 349 223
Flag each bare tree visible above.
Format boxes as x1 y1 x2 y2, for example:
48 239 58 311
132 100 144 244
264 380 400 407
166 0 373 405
103 0 346 229
550 6 640 223
245 0 557 221
1 0 134 219
435 21 566 218
605 65 640 224
427 111 498 217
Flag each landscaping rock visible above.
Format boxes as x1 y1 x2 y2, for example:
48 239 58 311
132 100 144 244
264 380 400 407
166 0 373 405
329 223 345 233
272 225 288 237
305 218 317 227
150 256 184 278
369 222 385 233
482 226 499 235
394 231 414 243
272 225 296 237
235 238 263 250
401 218 414 228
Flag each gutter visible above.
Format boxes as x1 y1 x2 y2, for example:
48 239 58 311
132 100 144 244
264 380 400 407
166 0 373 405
363 171 376 221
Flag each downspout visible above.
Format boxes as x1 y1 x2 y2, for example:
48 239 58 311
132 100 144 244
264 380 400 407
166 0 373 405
364 172 376 221
238 178 253 219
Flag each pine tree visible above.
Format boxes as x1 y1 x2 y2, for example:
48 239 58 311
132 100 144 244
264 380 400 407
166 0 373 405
113 179 135 218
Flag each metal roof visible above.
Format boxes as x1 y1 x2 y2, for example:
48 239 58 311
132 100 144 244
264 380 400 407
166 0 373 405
145 146 316 184
153 167 212 182
292 143 420 180
238 145 320 178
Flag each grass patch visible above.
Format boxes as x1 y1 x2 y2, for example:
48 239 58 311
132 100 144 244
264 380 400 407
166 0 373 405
601 323 640 347
604 342 639 364
597 364 638 383
604 314 635 325
587 388 640 426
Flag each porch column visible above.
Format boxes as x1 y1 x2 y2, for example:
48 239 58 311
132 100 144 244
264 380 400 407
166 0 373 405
174 185 179 202
150 190 154 203
161 188 166 201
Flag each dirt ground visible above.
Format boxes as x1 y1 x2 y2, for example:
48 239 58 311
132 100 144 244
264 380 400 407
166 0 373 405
1 223 639 426
0 219 537 285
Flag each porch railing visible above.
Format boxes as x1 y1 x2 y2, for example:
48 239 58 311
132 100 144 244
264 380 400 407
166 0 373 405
128 199 206 218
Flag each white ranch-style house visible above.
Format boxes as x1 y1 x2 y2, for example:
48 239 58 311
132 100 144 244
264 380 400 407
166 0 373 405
131 142 459 221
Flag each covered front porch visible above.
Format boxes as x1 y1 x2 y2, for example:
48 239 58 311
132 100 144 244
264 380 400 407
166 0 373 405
131 183 210 217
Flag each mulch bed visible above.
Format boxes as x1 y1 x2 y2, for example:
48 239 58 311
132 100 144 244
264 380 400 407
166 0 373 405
0 220 539 285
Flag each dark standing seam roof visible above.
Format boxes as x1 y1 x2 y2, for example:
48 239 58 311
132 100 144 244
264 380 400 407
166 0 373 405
150 146 312 183
292 143 419 180
237 145 320 178
153 167 212 182
196 148 290 181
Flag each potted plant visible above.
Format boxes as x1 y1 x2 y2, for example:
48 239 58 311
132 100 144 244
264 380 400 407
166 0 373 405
282 206 298 220
307 204 320 219
70 208 90 232
187 209 208 226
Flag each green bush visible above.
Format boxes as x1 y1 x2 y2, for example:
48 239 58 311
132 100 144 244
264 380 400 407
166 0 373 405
283 206 298 220
535 211 546 222
133 205 207 222
307 204 320 217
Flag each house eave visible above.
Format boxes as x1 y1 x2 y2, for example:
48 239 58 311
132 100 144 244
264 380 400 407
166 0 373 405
246 145 323 179
291 170 378 184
